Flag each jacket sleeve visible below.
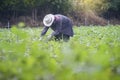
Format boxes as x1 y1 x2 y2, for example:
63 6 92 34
47 30 59 41
51 30 59 36
40 27 49 36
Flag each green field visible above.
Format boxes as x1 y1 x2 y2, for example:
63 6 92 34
0 26 120 80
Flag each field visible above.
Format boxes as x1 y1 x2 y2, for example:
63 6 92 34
0 25 120 80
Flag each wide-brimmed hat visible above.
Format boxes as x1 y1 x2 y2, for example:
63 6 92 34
43 14 55 27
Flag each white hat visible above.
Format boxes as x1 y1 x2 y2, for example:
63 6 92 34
43 14 55 27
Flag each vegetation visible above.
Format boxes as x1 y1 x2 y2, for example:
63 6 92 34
0 0 120 27
0 25 120 80
0 0 71 19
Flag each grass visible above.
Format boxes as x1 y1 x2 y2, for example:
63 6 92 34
0 25 120 80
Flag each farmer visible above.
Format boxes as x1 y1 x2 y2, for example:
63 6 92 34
40 14 74 41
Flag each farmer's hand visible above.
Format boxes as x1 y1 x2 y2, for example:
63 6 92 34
39 37 43 41
47 35 52 41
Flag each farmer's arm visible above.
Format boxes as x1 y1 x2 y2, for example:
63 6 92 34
47 30 59 40
39 27 49 40
40 27 49 36
51 30 59 36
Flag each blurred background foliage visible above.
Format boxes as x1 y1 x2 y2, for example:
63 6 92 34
0 0 120 27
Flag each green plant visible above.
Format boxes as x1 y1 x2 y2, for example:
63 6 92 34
0 26 120 80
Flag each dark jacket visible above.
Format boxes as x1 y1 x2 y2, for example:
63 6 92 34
41 14 74 37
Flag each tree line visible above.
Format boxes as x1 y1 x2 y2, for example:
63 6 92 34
0 0 120 27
